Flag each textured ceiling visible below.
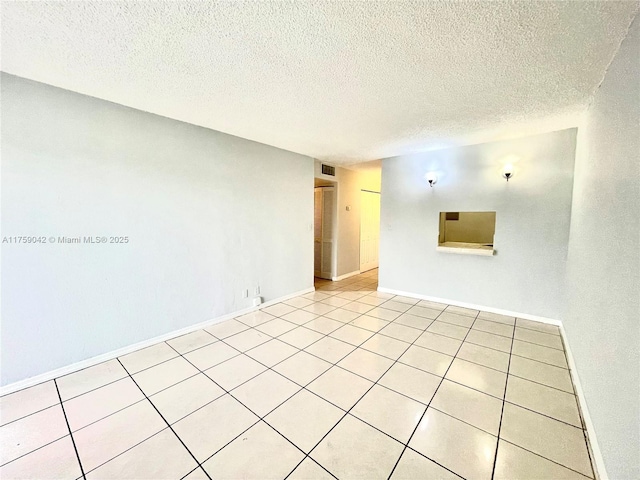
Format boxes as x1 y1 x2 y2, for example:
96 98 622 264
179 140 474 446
1 1 638 164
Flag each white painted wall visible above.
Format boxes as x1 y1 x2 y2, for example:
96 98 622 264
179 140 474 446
379 129 577 319
564 16 640 479
1 74 314 386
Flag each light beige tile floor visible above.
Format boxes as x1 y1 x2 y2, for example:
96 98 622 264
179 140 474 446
0 269 596 480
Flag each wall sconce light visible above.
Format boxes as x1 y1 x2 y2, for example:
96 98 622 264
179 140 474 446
425 172 438 187
502 164 514 182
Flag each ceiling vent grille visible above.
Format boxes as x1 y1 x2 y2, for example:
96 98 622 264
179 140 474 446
321 164 336 176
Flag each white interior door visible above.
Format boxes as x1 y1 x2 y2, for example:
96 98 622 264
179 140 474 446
360 190 380 272
314 187 334 279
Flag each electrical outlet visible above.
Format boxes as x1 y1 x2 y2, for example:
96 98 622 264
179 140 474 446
242 289 248 298
255 286 260 295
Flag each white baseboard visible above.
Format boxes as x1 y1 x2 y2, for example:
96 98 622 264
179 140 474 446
376 286 561 325
332 270 361 281
559 324 607 480
0 286 315 396
377 285 605 480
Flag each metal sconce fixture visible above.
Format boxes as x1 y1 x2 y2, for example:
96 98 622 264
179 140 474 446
425 172 438 187
502 164 514 182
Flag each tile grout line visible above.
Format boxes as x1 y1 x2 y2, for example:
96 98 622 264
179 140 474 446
498 438 595 479
5 342 336 476
283 457 339 480
504 327 589 470
386 309 482 479
390 306 560 338
53 378 86 480
490 312 516 480
0 435 71 468
161 342 308 458
499 400 584 430
175 290 515 479
317 281 582 466
53 373 129 405
302 314 568 388
0 354 199 429
150 308 378 431
181 285 425 478
115 358 214 480
504 373 576 395
426 405 501 438
160 344 338 479
81 332 583 477
239 288 406 367
146 290 507 392
68 398 148 436
284 303 461 479
0 275 373 475
68 405 187 476
0 404 63 429
2 274 581 480
559 333 598 479
509 351 569 370
180 465 202 480
286 337 419 476
511 337 565 352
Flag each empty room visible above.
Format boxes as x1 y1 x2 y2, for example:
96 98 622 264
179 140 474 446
1 1 638 479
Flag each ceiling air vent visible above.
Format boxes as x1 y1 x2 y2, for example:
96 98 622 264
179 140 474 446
321 164 336 176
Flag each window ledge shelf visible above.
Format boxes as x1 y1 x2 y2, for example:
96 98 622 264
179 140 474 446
437 242 494 256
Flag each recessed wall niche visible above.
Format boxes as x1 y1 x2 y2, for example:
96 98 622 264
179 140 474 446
437 211 496 256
